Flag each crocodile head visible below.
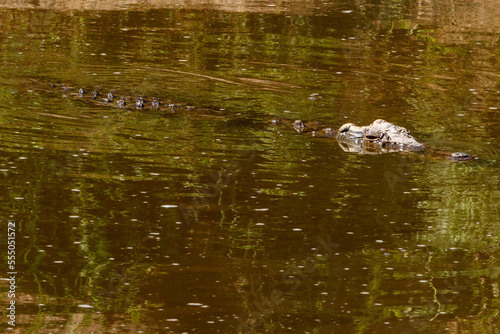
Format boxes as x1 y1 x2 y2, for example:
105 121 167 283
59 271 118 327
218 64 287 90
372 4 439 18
337 119 426 153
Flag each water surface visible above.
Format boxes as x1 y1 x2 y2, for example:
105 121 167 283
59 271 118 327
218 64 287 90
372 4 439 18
0 1 499 333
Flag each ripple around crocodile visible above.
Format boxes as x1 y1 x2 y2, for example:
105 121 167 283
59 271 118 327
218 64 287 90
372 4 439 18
47 83 476 161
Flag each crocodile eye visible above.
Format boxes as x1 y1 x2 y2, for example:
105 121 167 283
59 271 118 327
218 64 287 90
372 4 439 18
364 134 380 141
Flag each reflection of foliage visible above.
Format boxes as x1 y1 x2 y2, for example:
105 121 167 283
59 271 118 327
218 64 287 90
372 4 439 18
415 28 435 45
0 2 498 333
84 261 151 312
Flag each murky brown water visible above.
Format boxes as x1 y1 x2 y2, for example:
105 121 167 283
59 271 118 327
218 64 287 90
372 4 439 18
0 1 499 333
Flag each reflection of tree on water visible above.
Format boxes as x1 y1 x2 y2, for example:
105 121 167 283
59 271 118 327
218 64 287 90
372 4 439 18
2 0 500 29
0 1 499 333
346 159 500 332
78 220 151 310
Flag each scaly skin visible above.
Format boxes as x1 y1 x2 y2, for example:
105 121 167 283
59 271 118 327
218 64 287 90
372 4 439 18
337 119 426 152
334 119 473 160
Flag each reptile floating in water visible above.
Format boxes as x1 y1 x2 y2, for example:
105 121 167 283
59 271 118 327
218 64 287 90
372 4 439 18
286 118 475 161
49 83 475 161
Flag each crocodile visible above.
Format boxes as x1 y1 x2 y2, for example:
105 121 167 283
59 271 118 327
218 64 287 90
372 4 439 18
290 118 474 161
48 83 474 161
337 119 425 152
